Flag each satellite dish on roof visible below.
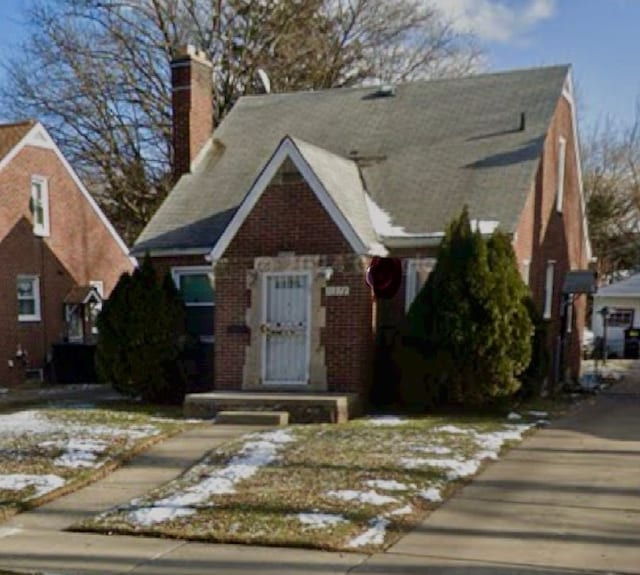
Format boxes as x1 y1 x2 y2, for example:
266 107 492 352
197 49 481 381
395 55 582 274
255 68 271 94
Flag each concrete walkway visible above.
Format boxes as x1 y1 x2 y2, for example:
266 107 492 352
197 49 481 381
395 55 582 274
0 373 639 574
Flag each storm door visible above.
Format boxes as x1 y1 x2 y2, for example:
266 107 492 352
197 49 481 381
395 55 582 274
261 272 311 385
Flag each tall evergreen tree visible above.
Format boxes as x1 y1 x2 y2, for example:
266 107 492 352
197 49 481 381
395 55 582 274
402 208 532 408
482 232 532 396
96 255 187 403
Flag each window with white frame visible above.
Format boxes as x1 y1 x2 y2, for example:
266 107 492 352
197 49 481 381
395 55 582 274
17 275 41 322
31 176 50 236
172 267 214 342
543 261 555 319
405 258 436 312
556 137 567 213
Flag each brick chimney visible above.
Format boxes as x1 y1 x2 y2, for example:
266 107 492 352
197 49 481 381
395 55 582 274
171 45 213 182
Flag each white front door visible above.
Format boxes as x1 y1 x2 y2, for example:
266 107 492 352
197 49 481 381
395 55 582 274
262 272 311 385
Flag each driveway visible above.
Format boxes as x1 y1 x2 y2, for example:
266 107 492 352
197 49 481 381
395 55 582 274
0 369 638 574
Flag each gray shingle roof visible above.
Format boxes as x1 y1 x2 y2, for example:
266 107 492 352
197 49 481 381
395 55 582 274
133 65 569 255
595 274 640 297
290 136 380 253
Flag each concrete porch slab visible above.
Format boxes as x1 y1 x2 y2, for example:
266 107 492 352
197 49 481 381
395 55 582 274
184 391 361 423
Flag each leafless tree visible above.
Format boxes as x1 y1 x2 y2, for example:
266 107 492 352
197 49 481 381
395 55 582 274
583 108 640 281
1 0 482 244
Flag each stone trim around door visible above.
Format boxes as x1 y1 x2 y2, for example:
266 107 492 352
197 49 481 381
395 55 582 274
242 255 329 391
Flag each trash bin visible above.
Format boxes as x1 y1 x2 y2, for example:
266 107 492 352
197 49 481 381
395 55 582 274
51 343 97 383
623 328 640 359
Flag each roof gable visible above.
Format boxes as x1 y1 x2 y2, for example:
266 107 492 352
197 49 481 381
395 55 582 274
210 136 380 261
0 121 131 262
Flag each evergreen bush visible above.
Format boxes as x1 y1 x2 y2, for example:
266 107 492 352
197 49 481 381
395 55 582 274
95 255 188 404
400 208 533 408
518 296 550 399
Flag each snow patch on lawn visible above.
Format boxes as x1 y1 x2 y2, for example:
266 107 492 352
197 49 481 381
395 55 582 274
296 513 347 528
0 474 65 499
347 517 390 547
327 489 397 506
410 445 452 455
366 416 408 426
0 411 57 436
0 411 162 444
126 429 295 526
432 425 470 435
473 426 532 460
422 458 481 479
128 504 195 525
418 487 443 502
389 504 413 516
528 410 548 418
401 456 482 479
365 479 409 492
507 412 522 420
40 438 110 469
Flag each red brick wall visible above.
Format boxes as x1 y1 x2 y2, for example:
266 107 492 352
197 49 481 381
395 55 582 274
171 51 213 182
216 178 374 395
224 180 354 258
514 95 589 380
214 257 251 391
0 144 133 385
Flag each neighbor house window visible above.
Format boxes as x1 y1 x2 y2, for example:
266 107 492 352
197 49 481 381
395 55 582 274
607 309 633 328
31 176 50 236
172 267 214 342
405 259 436 312
17 275 41 322
543 261 555 319
556 137 567 213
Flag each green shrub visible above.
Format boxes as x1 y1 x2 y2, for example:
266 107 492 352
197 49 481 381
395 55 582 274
518 296 550 399
95 255 188 404
399 208 532 408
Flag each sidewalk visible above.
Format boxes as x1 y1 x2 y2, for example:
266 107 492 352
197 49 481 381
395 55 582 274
357 372 640 574
0 370 639 574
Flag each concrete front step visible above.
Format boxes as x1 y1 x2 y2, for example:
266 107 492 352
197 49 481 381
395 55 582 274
184 392 361 423
215 410 289 426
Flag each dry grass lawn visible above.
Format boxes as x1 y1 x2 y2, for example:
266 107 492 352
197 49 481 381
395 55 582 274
76 409 555 552
0 403 202 519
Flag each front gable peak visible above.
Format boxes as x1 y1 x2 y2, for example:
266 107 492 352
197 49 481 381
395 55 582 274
209 136 383 261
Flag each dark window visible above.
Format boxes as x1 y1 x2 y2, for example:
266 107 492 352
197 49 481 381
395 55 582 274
607 309 633 328
173 270 214 342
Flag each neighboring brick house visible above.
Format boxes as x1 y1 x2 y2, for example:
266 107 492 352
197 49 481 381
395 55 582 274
0 120 133 386
133 47 591 405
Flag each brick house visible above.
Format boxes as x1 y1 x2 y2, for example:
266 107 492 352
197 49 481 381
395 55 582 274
0 120 133 386
133 47 591 412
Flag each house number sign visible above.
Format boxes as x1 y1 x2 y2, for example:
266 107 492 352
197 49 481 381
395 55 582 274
326 286 350 297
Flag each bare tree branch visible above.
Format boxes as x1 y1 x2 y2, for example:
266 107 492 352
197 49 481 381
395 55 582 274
1 0 483 244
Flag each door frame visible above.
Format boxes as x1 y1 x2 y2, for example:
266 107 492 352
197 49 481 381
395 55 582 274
260 270 312 386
